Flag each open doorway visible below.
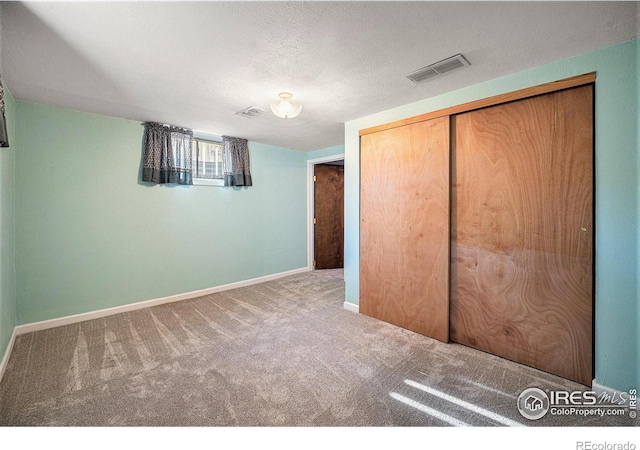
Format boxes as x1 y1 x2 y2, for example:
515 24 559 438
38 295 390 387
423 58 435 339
307 154 345 270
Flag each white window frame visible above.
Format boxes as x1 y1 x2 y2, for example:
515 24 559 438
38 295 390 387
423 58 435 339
192 137 225 187
193 177 223 187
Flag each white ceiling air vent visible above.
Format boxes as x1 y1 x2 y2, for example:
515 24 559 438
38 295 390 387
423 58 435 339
235 106 265 119
405 54 470 84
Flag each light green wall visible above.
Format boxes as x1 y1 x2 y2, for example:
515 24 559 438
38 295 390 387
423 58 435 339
15 101 308 324
345 38 640 392
307 145 344 161
0 86 16 363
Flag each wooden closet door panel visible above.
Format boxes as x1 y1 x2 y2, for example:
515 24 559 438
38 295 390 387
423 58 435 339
360 117 450 342
450 85 593 385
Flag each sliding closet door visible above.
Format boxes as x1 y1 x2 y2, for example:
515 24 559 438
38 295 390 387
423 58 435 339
450 85 593 385
360 117 450 342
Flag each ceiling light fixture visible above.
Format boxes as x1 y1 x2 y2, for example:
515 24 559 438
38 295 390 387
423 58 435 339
270 92 302 119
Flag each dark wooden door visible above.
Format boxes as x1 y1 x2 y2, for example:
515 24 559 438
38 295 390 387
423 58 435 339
450 85 593 385
360 117 450 342
314 164 344 269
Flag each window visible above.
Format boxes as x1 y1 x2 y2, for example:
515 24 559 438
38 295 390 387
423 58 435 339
192 138 224 186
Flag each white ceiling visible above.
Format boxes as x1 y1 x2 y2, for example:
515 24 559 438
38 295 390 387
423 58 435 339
2 1 639 151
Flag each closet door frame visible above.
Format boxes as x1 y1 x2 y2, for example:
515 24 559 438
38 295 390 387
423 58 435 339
359 73 595 137
359 72 596 384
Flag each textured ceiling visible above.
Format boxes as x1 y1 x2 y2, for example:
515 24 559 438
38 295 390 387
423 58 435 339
2 1 639 151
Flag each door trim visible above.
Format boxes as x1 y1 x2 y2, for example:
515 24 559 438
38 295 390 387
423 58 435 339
307 154 346 270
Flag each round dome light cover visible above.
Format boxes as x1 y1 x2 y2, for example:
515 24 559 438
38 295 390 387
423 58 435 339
270 92 302 119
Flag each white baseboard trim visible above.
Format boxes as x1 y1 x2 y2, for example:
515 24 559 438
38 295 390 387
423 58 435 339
592 379 626 397
0 327 17 384
343 301 359 313
15 267 311 336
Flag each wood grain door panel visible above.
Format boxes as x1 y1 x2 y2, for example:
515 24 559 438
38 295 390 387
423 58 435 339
314 164 344 269
450 85 593 385
360 117 450 342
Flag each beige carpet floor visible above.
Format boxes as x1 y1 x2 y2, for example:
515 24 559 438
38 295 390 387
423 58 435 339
0 269 635 426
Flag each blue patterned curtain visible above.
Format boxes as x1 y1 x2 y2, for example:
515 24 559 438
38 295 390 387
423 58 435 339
0 74 9 148
222 136 252 186
142 122 193 185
